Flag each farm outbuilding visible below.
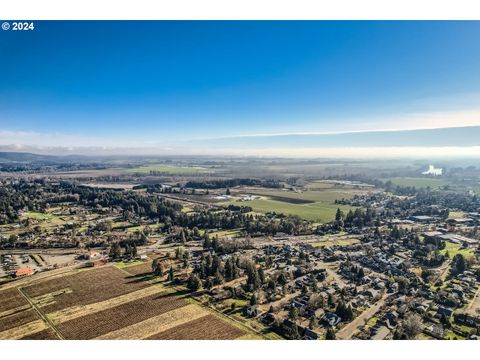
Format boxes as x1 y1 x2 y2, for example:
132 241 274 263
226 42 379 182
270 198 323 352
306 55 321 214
15 267 34 277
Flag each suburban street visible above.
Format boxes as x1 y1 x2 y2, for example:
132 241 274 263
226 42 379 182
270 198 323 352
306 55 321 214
336 293 389 340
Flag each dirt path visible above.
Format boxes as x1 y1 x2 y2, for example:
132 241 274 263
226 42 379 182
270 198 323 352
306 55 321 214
336 293 388 340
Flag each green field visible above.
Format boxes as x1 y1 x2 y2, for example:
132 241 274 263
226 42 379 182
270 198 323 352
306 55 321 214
440 241 475 258
126 164 207 174
222 188 359 222
21 211 54 220
383 177 450 189
221 197 354 222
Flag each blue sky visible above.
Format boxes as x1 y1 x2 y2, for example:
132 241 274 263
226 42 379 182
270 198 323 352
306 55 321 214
1 21 480 153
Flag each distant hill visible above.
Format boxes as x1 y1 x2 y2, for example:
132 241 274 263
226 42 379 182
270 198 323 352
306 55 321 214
0 152 91 164
0 152 57 163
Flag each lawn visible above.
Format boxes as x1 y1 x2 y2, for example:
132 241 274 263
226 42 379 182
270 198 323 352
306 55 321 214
448 211 466 219
439 241 475 258
126 164 207 174
113 260 146 268
220 197 354 223
382 177 450 189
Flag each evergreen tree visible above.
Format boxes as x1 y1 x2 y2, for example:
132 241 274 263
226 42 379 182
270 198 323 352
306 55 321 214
187 273 201 291
168 266 174 281
108 242 121 260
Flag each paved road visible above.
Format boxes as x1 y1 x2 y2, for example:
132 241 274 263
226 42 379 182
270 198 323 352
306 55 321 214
336 293 388 340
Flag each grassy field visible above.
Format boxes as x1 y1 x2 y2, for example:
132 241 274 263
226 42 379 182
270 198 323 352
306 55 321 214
382 177 450 189
126 164 207 174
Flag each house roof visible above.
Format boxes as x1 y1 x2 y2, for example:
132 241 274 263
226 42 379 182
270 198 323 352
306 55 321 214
15 267 34 276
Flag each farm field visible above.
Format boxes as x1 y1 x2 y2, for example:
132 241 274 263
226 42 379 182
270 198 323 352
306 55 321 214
245 187 363 203
126 164 208 174
221 197 354 222
221 188 358 222
382 177 450 189
311 238 360 248
0 265 258 340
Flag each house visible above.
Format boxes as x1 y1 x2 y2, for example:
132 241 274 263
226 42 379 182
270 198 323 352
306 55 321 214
411 215 434 223
304 329 319 340
454 312 479 327
374 281 386 290
261 312 278 325
245 305 259 317
364 289 379 299
86 258 107 268
15 267 34 277
428 324 444 338
314 308 325 319
86 249 101 260
437 306 454 318
322 313 341 327
384 311 399 327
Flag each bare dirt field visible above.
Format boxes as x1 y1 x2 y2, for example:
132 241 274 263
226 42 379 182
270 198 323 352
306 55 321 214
146 314 245 340
0 309 40 333
20 328 59 340
22 266 149 313
58 292 187 339
0 264 253 340
0 288 29 313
